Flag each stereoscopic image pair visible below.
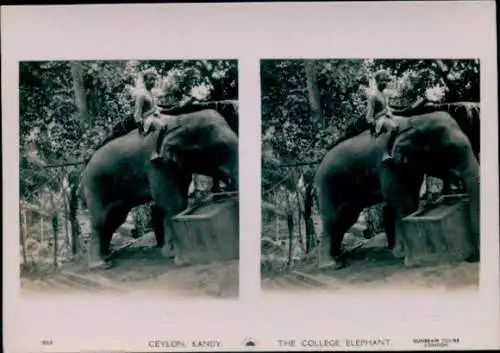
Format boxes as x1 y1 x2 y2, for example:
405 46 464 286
19 58 480 297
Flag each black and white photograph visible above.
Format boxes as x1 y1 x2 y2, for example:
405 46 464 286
261 59 481 292
19 59 240 298
3 2 498 352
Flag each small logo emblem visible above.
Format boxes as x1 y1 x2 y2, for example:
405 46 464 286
242 338 257 347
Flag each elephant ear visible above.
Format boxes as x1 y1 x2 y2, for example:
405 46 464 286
392 121 445 166
156 118 207 168
391 127 425 164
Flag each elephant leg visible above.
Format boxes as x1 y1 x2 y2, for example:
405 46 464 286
159 195 188 264
319 205 362 270
85 188 111 270
379 169 422 259
103 204 131 251
88 202 130 270
382 205 396 249
87 218 109 270
148 169 190 263
151 204 164 248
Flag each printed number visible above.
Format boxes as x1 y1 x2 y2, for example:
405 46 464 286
41 340 54 346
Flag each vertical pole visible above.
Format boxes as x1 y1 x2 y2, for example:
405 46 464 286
296 190 304 251
274 192 280 241
40 217 44 243
286 194 294 270
21 209 28 266
63 173 70 254
51 194 59 270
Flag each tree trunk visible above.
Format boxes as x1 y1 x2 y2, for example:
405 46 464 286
274 192 280 241
304 184 316 253
286 195 294 269
52 213 59 269
50 195 59 270
63 178 70 254
295 189 305 252
70 61 89 128
40 217 44 243
21 210 28 266
304 60 324 130
68 170 80 256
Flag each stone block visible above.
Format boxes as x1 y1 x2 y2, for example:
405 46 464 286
172 193 239 265
398 195 477 267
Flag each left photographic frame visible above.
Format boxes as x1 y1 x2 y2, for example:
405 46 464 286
18 59 240 299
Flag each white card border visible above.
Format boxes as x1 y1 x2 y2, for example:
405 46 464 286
2 2 498 351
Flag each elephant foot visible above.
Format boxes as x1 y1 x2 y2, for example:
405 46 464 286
173 254 192 267
392 245 405 259
465 249 480 263
332 257 348 270
160 246 176 259
88 259 113 270
318 256 347 271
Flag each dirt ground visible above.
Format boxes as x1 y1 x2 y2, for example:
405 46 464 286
261 233 479 292
21 232 239 299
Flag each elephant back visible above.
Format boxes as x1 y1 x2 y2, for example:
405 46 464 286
94 114 137 151
328 114 370 149
158 100 238 135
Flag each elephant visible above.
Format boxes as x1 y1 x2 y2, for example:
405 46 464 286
315 110 480 269
80 109 238 270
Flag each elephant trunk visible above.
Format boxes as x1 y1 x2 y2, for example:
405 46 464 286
457 151 480 247
225 136 239 192
215 142 238 192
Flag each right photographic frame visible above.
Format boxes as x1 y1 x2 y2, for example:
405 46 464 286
260 58 480 293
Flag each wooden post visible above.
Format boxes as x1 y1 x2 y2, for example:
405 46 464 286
21 209 28 266
286 194 294 270
296 189 304 251
68 170 80 256
275 191 280 242
52 212 58 270
63 179 70 254
50 193 59 270
304 183 316 253
40 217 44 243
